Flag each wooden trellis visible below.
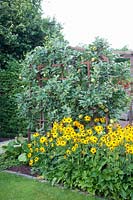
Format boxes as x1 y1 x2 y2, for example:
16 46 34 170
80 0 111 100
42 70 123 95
27 59 96 141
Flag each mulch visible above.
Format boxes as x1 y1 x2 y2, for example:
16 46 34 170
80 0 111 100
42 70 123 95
7 165 38 177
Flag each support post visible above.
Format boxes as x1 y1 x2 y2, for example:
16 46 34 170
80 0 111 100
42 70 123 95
27 64 32 142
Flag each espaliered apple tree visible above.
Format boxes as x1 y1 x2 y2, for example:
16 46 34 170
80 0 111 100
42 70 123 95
18 37 130 133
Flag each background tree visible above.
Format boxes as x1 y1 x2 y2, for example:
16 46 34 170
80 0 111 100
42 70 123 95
0 0 62 69
0 0 63 137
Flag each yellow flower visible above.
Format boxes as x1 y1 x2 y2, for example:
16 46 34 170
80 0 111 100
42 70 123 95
49 137 53 142
89 136 98 143
35 148 39 152
27 143 32 148
34 157 39 162
40 136 47 144
94 118 100 123
56 140 61 146
86 136 90 142
40 147 45 153
52 132 58 138
27 153 32 158
47 132 50 137
81 132 86 137
71 146 76 152
66 117 72 123
100 117 106 123
79 124 84 130
83 139 88 145
100 136 106 143
125 144 133 154
74 143 78 148
29 159 33 166
62 117 72 123
107 124 113 131
53 122 58 129
90 147 96 154
84 115 91 122
86 129 93 135
64 135 71 140
125 143 130 148
109 146 115 151
66 149 71 155
60 140 66 146
73 121 80 127
30 148 33 153
33 132 39 137
94 125 103 134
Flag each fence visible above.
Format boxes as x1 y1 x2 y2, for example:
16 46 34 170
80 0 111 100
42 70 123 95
116 51 133 124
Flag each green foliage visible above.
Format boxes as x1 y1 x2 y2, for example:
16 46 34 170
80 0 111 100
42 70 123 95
22 117 133 200
0 0 63 137
18 37 130 132
0 59 27 137
2 134 27 159
18 153 27 162
0 154 20 171
0 0 62 69
0 135 28 170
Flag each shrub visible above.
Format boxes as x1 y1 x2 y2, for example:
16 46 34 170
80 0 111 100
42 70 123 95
0 59 27 138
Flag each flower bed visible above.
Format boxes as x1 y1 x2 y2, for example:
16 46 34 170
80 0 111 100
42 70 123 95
22 116 133 200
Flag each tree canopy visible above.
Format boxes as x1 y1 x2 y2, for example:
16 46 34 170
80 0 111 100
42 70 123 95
0 0 62 69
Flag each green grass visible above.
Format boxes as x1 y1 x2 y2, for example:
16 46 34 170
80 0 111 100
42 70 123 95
0 172 102 200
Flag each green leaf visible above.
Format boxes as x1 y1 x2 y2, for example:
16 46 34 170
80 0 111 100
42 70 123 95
18 153 27 162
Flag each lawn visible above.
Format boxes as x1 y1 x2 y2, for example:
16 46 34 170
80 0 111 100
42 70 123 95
0 172 102 200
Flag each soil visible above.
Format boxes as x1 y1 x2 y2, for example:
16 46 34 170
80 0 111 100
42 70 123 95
7 165 38 177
